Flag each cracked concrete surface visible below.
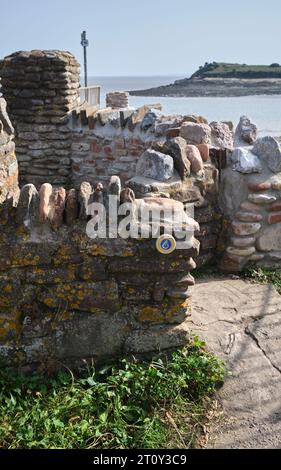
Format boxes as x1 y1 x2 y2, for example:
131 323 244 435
189 277 281 449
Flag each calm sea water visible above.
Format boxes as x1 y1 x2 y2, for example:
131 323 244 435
89 76 281 137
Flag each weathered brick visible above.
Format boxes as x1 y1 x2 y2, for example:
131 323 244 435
268 202 281 212
248 181 271 192
268 213 281 225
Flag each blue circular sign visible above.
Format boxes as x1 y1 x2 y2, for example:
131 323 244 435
160 239 172 251
156 235 176 255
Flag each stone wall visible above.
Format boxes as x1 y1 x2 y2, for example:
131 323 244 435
219 130 281 271
0 179 199 371
4 49 281 370
0 52 223 268
70 111 221 267
0 97 19 205
0 50 80 187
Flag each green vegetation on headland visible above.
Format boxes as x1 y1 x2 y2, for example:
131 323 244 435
0 339 224 449
129 62 281 97
190 61 281 79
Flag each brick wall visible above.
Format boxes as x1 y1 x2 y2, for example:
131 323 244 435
71 130 153 186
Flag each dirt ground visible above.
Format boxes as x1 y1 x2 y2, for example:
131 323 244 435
189 277 281 449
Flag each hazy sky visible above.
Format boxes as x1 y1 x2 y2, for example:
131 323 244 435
0 0 280 76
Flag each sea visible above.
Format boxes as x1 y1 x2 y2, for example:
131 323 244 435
89 75 281 137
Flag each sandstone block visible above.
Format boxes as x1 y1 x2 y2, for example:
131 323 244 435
248 194 276 204
65 189 78 225
38 281 120 313
39 183 52 223
79 182 93 219
231 236 256 248
166 127 180 138
240 201 261 212
271 180 281 191
268 252 281 260
232 221 261 236
48 187 66 228
248 253 265 261
166 288 190 300
108 256 196 274
174 274 195 288
185 145 204 174
182 115 208 124
0 97 14 135
16 184 39 227
235 211 263 222
219 254 246 272
256 225 281 251
108 175 121 203
227 246 256 257
124 323 190 354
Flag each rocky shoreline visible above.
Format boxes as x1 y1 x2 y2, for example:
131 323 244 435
129 77 281 98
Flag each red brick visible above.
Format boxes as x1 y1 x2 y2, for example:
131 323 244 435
268 202 281 212
196 144 209 162
248 181 271 192
235 211 263 222
240 201 261 212
130 137 142 146
104 146 112 155
167 127 180 138
90 140 101 153
268 213 281 225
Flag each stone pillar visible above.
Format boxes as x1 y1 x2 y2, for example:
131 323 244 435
0 96 19 205
0 50 80 187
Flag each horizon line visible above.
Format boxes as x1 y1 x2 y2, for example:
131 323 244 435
85 74 188 78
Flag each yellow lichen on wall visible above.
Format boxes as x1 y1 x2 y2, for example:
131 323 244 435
139 299 191 324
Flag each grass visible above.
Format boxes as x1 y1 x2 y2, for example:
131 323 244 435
194 265 281 294
243 267 281 294
192 62 281 79
0 338 224 449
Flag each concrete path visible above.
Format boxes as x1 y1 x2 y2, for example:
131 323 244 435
189 277 281 449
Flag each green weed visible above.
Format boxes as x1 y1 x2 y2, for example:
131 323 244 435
243 267 281 294
0 338 224 449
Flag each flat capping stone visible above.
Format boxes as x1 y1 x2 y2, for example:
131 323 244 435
2 50 79 65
